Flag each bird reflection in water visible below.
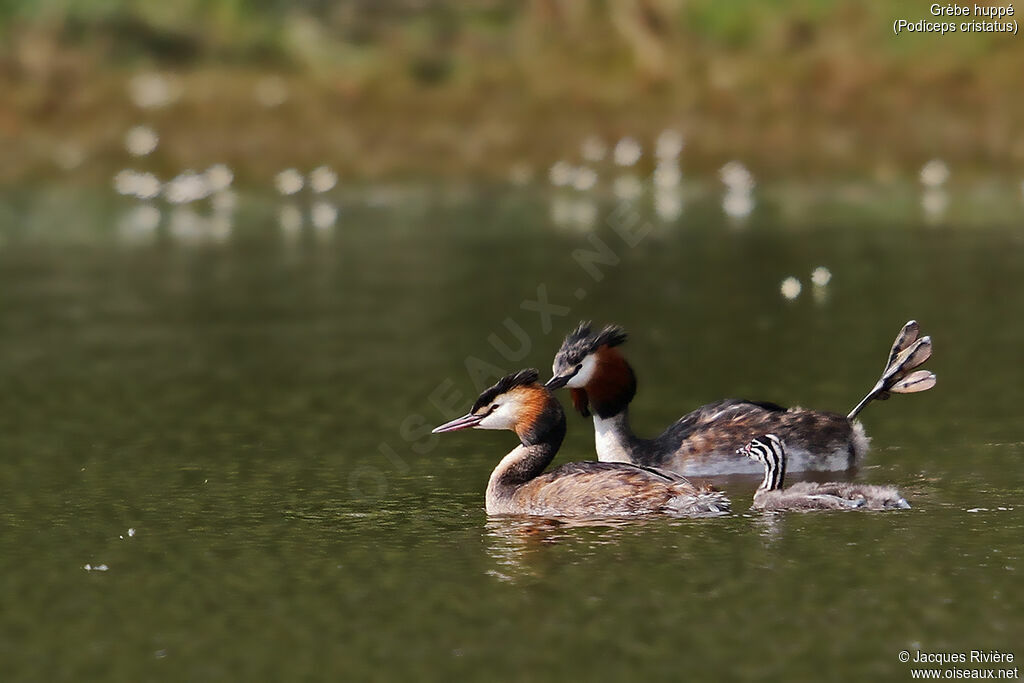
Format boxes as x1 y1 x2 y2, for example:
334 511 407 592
483 516 660 583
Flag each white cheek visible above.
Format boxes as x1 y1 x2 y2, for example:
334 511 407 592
477 403 517 430
566 355 597 388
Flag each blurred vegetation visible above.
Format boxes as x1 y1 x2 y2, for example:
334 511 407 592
2 0 1023 183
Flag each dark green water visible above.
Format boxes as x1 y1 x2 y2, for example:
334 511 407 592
1 186 1022 681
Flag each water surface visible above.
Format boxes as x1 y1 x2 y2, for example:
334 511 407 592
0 186 1021 680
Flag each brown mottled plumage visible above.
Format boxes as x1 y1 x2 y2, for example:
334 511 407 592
545 321 936 476
432 369 730 518
492 460 727 518
741 434 911 512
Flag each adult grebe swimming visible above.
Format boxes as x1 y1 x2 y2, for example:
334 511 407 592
545 320 935 476
740 434 911 511
432 369 730 517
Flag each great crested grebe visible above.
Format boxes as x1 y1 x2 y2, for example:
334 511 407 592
545 320 936 476
740 434 910 511
431 369 730 517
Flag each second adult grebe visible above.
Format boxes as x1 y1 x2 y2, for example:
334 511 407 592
545 320 936 476
432 369 730 517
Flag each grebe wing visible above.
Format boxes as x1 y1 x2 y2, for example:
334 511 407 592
548 460 692 484
677 399 787 428
519 461 719 515
658 399 855 448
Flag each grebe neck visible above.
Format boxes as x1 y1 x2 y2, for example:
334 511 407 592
593 409 642 463
486 398 566 503
758 450 786 492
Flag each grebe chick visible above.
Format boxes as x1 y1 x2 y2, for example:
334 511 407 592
432 369 730 518
545 320 936 476
740 434 911 511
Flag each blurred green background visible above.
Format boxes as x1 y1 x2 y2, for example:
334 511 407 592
2 4 1023 682
2 0 1023 184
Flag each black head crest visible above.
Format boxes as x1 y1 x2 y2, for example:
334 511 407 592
471 368 540 413
554 321 628 367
